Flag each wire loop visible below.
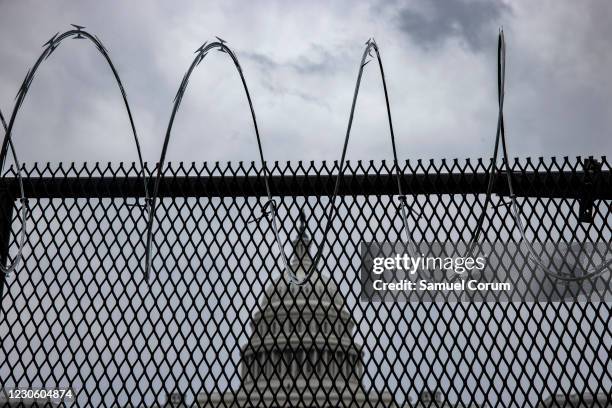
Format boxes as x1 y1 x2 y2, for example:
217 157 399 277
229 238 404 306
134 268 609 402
487 30 610 281
145 40 284 281
0 25 151 277
463 31 508 260
283 38 417 285
0 109 28 276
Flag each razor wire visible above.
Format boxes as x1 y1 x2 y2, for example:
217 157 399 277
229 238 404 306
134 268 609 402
0 29 610 408
144 38 281 281
464 32 507 258
0 109 27 276
283 38 419 285
492 30 611 281
2 28 608 284
0 24 151 277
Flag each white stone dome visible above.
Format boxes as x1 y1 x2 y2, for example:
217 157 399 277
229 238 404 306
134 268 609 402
241 213 362 389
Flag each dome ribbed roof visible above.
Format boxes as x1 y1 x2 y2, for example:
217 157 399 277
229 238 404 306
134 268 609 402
240 212 362 388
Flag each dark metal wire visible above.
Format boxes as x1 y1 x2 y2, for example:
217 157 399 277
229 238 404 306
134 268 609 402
144 38 281 281
494 30 610 281
0 109 27 276
463 31 509 261
0 25 151 277
2 159 610 405
284 38 417 285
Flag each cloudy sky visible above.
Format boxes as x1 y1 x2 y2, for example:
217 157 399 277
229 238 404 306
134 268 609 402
0 0 611 167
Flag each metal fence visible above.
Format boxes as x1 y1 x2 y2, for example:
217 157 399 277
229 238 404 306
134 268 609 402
0 157 610 407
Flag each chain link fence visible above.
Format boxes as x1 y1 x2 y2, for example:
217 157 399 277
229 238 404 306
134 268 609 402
0 157 610 407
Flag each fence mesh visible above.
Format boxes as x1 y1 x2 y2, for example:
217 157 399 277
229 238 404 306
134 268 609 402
0 157 610 407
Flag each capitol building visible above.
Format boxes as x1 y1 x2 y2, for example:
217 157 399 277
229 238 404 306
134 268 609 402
194 215 396 407
158 215 483 408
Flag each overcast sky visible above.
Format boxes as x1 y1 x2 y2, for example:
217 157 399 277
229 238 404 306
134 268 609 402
1 3 610 405
0 1 611 167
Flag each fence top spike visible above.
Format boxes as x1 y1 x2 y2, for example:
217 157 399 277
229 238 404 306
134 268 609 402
71 24 85 30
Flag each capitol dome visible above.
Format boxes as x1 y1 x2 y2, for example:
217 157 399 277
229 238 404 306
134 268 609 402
195 212 395 407
242 216 363 392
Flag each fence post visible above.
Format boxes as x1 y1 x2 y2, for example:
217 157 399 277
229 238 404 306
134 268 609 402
0 188 14 306
578 158 602 223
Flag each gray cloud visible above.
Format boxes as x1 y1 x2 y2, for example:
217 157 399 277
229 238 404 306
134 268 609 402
0 3 611 407
0 0 610 167
241 47 346 108
395 0 512 51
242 44 348 78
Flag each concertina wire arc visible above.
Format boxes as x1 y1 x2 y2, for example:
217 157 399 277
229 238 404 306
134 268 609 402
491 30 611 281
143 36 418 285
0 108 27 276
143 37 279 282
0 25 151 277
1 26 609 282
